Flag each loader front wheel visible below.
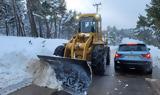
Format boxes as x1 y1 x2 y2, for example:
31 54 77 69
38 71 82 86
91 45 106 76
54 45 65 56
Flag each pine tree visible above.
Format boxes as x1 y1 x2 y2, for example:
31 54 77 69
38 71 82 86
136 0 160 47
0 0 77 39
137 15 149 28
146 0 160 29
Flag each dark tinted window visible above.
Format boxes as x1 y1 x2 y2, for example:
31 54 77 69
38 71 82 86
80 21 96 33
79 17 96 33
119 44 147 51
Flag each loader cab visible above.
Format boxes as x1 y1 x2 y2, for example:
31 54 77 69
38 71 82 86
76 14 102 33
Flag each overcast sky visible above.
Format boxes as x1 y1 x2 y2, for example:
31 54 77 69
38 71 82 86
65 0 150 29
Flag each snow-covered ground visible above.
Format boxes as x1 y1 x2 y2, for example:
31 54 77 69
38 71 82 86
149 46 160 68
0 36 67 94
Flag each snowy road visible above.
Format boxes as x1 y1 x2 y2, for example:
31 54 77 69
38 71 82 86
88 65 160 95
9 46 160 95
0 37 160 95
8 66 160 95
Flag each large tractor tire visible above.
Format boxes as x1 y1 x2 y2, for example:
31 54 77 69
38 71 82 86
91 45 106 76
106 46 110 65
54 45 65 56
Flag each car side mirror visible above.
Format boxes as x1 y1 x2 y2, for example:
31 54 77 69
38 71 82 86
148 48 151 51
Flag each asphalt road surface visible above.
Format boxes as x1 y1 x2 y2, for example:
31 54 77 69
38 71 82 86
88 49 160 95
9 49 160 95
88 64 160 95
9 66 160 95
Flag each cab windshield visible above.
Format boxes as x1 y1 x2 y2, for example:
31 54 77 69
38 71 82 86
79 17 96 33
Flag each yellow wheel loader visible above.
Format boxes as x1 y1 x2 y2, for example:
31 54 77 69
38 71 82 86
38 13 110 95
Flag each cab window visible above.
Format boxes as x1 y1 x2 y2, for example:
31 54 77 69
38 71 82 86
79 17 96 33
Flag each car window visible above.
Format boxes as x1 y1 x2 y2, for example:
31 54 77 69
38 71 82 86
119 44 147 51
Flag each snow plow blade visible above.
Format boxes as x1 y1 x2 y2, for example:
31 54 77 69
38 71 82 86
37 55 92 95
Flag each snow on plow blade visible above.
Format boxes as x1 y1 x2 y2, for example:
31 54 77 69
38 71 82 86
37 55 92 95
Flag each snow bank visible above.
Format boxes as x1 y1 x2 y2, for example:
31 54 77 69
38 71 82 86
0 36 67 93
109 46 118 50
148 46 160 68
0 36 67 57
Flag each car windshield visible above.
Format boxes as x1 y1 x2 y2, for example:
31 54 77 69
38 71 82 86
119 44 147 51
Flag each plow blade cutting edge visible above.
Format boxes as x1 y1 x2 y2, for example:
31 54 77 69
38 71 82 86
37 55 92 95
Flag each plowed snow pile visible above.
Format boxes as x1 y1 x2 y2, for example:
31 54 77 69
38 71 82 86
0 36 67 93
149 46 160 68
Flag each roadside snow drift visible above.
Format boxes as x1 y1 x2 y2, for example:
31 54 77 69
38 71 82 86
0 36 67 94
149 46 160 68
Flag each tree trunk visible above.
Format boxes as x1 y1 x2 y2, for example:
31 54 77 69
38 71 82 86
45 17 51 38
21 20 26 36
58 20 61 38
54 14 57 38
12 0 19 36
27 0 38 37
17 15 23 36
19 14 25 36
5 21 9 36
49 17 53 38
38 18 43 37
11 24 15 36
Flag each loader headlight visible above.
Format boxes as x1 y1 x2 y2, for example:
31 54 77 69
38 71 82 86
95 14 100 19
76 16 80 20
